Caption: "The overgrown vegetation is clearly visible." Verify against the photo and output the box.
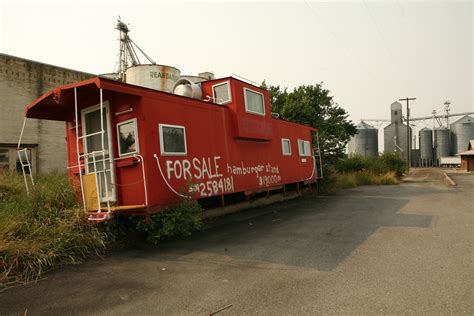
[328,171,399,191]
[0,170,203,285]
[322,153,407,191]
[335,153,407,177]
[0,153,402,284]
[135,199,203,244]
[0,170,107,285]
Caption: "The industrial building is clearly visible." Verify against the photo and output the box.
[347,121,378,157]
[417,115,474,167]
[451,115,474,154]
[457,140,474,171]
[383,101,411,160]
[0,53,93,173]
[349,99,474,168]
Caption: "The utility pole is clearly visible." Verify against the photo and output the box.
[399,97,416,172]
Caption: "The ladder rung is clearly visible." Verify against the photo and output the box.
[79,150,107,157]
[78,131,105,139]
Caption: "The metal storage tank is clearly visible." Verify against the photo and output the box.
[419,128,434,166]
[435,127,451,159]
[451,115,474,154]
[173,78,203,99]
[125,64,180,93]
[347,121,378,157]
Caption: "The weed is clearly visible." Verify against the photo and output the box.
[135,199,203,244]
[0,171,107,285]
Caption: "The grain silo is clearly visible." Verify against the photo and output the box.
[348,121,378,156]
[419,128,434,166]
[451,115,474,154]
[384,101,411,161]
[435,127,451,160]
[114,18,181,93]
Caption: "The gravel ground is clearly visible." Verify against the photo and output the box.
[1,170,472,315]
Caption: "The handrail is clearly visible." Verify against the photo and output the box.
[68,154,149,208]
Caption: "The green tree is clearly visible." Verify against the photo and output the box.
[263,81,356,165]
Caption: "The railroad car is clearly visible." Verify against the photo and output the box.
[21,75,320,220]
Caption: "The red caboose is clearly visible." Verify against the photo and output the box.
[22,75,321,220]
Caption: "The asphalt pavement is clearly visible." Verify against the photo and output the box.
[1,170,472,315]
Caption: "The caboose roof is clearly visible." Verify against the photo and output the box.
[24,76,316,132]
[25,76,169,121]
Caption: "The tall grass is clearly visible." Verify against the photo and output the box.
[335,152,406,177]
[330,170,398,190]
[0,170,107,285]
[323,153,405,191]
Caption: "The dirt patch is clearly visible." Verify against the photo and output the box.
[402,168,452,186]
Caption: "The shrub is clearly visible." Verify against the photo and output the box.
[354,171,374,185]
[379,152,407,177]
[335,153,406,177]
[336,174,357,188]
[335,155,369,173]
[135,199,203,244]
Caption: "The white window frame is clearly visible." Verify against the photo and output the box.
[212,81,232,104]
[159,123,188,156]
[116,118,139,157]
[80,101,116,202]
[281,138,292,156]
[298,139,311,157]
[81,101,114,167]
[243,87,265,116]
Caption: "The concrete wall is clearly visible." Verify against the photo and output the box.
[0,54,94,173]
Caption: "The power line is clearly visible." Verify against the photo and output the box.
[362,0,410,93]
[303,0,377,82]
[395,0,405,17]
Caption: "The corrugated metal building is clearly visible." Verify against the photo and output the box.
[384,101,412,160]
[0,54,94,173]
[347,121,378,157]
[451,115,474,155]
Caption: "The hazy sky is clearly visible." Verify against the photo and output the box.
[1,0,472,129]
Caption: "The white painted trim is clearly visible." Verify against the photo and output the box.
[297,139,311,157]
[281,138,292,156]
[159,123,188,156]
[243,87,265,116]
[81,101,116,202]
[212,81,232,104]
[116,118,139,157]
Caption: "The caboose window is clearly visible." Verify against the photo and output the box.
[159,124,187,155]
[117,119,139,157]
[298,139,311,157]
[244,88,265,116]
[212,81,232,104]
[281,139,292,156]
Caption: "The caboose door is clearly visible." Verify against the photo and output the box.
[81,102,116,202]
